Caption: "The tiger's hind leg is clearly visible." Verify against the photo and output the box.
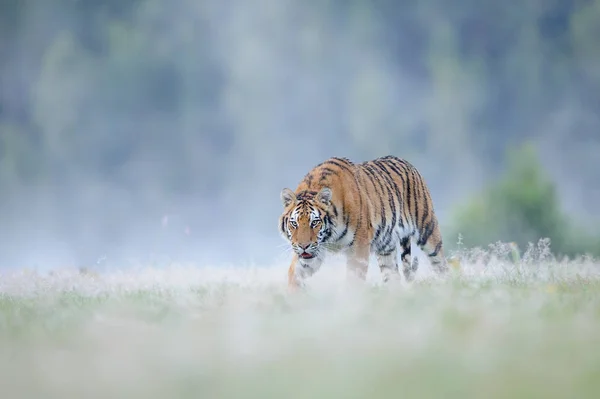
[400,236,419,282]
[376,248,400,283]
[418,221,448,276]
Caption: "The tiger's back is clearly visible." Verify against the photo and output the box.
[279,155,447,289]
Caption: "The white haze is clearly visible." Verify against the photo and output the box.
[0,243,599,398]
[0,0,598,271]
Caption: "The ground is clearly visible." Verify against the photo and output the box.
[0,240,599,398]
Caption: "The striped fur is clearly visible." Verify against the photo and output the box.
[278,156,448,290]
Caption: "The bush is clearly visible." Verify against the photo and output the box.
[447,142,600,258]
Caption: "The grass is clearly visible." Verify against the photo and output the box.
[0,240,599,398]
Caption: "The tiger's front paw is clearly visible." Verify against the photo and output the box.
[287,276,306,293]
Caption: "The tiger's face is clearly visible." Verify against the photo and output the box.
[279,187,332,261]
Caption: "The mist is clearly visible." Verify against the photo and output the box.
[1,0,599,271]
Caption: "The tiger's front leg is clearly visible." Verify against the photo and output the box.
[345,240,370,283]
[287,254,323,291]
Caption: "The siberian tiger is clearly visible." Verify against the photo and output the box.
[278,155,448,290]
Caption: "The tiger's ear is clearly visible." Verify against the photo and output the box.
[281,188,297,208]
[316,187,332,206]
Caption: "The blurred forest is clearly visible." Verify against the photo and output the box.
[1,0,599,269]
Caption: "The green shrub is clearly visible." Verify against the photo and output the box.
[446,142,599,258]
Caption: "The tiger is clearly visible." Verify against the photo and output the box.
[278,155,448,290]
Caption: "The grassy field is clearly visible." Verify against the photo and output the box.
[1,240,599,398]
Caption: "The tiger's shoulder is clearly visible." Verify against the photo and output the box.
[296,157,357,189]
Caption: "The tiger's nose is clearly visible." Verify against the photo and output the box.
[299,243,311,250]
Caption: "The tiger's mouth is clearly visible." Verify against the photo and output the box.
[299,252,315,259]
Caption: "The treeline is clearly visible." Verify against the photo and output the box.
[0,0,599,266]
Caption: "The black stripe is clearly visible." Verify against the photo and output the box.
[354,172,364,232]
[296,190,318,201]
[280,216,287,234]
[379,250,395,257]
[331,156,354,165]
[411,171,419,226]
[405,167,413,224]
[373,225,383,242]
[371,162,398,251]
[413,171,422,231]
[429,241,442,257]
[335,212,350,242]
[362,164,388,229]
[373,160,402,228]
[400,236,410,249]
[383,159,407,223]
[360,163,385,242]
[324,213,332,225]
[383,159,407,186]
[323,159,354,174]
[400,236,411,260]
[418,219,436,247]
[303,173,314,187]
[379,230,394,254]
[319,167,338,183]
[420,193,430,235]
[322,214,333,242]
[324,210,336,230]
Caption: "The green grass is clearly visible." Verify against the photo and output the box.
[0,244,599,398]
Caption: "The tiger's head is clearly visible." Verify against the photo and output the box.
[278,187,333,261]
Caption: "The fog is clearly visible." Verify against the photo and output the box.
[1,0,599,270]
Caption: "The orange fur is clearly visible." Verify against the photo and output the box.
[278,156,447,290]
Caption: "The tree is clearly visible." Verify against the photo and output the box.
[447,142,599,257]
